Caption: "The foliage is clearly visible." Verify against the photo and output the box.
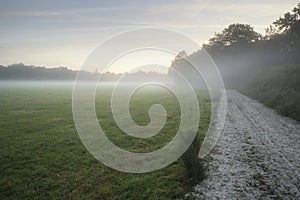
[181,90,210,182]
[0,63,167,82]
[267,3,300,34]
[190,3,300,121]
[201,3,300,63]
[203,23,262,51]
[181,133,206,182]
[242,64,300,121]
[265,3,300,53]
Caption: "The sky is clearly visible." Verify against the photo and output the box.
[0,0,299,73]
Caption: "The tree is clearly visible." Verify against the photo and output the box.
[170,50,187,67]
[266,3,300,53]
[266,3,300,38]
[267,4,300,34]
[174,50,187,62]
[203,23,262,50]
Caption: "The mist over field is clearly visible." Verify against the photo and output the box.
[1,1,300,199]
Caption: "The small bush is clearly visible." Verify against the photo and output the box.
[181,133,205,183]
[243,64,300,121]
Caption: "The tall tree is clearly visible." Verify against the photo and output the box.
[266,3,300,54]
[267,3,300,34]
[203,23,262,51]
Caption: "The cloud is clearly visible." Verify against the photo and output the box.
[0,6,123,17]
[1,0,299,69]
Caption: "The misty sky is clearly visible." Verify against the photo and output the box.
[0,0,298,72]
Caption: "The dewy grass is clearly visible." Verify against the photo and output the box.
[0,83,211,199]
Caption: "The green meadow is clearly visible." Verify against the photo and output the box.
[0,82,210,199]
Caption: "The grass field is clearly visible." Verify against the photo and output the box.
[0,82,210,199]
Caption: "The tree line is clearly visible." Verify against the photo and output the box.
[0,63,167,82]
[170,3,300,89]
[1,3,300,87]
[169,3,300,121]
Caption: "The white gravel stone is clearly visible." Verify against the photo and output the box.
[189,90,300,200]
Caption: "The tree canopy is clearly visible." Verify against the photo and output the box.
[203,23,262,50]
[267,3,300,34]
[265,3,300,52]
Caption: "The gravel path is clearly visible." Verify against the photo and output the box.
[191,90,300,200]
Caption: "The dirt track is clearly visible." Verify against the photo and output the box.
[191,91,300,200]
